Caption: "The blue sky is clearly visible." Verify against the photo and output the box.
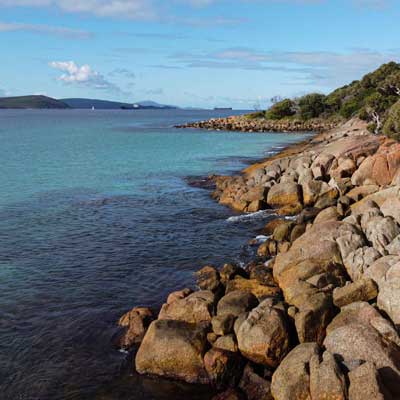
[1,0,400,108]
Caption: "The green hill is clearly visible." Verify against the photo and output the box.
[0,95,69,109]
[250,61,400,139]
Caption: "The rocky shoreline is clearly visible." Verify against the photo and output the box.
[115,117,400,399]
[175,115,338,133]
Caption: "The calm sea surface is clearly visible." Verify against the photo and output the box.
[0,109,310,400]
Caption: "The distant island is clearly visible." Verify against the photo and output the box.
[62,98,177,110]
[0,95,178,110]
[0,95,69,109]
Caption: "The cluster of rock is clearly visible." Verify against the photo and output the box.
[175,115,338,133]
[116,118,400,399]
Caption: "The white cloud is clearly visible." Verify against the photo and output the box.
[0,0,155,19]
[49,60,129,95]
[0,21,90,38]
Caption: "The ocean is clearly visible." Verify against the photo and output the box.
[0,109,310,399]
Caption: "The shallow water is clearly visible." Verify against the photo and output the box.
[0,109,310,399]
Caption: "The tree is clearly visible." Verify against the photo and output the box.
[380,71,400,96]
[298,93,326,120]
[383,100,400,140]
[364,93,397,134]
[265,98,296,120]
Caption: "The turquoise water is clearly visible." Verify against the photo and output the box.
[0,109,310,399]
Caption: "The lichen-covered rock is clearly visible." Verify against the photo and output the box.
[225,276,279,300]
[135,319,209,384]
[220,263,247,285]
[309,351,347,400]
[159,290,216,324]
[212,314,235,336]
[333,278,378,308]
[236,299,289,367]
[271,343,320,400]
[166,288,192,304]
[267,182,303,208]
[217,290,258,317]
[196,265,221,292]
[214,334,238,353]
[116,306,154,349]
[314,206,340,224]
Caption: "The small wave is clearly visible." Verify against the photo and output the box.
[255,235,270,243]
[227,210,271,223]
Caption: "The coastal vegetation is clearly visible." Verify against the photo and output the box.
[249,62,400,139]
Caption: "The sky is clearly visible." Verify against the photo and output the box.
[1,0,400,108]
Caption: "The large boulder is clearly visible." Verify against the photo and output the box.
[217,290,258,317]
[324,302,400,397]
[267,182,303,208]
[236,299,290,367]
[135,319,209,384]
[271,343,320,400]
[159,290,216,324]
[273,221,365,343]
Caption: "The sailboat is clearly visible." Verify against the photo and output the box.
[91,106,95,110]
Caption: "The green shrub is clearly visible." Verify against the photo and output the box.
[383,100,400,140]
[298,93,326,120]
[265,99,296,120]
